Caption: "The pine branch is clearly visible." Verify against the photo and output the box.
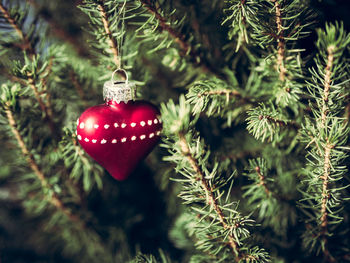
[0,2,34,55]
[197,88,256,106]
[178,133,242,260]
[258,113,299,129]
[26,72,56,136]
[300,23,350,260]
[1,4,57,136]
[223,0,262,51]
[70,71,88,107]
[320,141,333,259]
[269,0,286,82]
[4,103,80,224]
[161,97,269,262]
[255,166,270,196]
[319,45,335,262]
[321,46,334,126]
[140,0,221,77]
[247,103,299,142]
[97,2,121,69]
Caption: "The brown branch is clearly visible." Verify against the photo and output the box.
[41,58,54,120]
[0,3,35,55]
[319,45,336,262]
[0,3,58,135]
[27,73,57,136]
[258,114,300,129]
[4,104,79,224]
[320,142,335,263]
[321,46,335,126]
[198,89,257,106]
[97,3,121,69]
[178,134,242,261]
[199,89,241,98]
[255,166,271,196]
[270,0,286,82]
[140,0,223,78]
[70,72,88,107]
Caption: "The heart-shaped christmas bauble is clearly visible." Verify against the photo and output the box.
[77,100,162,180]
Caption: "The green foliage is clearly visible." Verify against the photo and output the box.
[222,0,261,51]
[299,22,350,257]
[60,126,104,192]
[1,0,350,262]
[246,103,295,143]
[161,96,269,262]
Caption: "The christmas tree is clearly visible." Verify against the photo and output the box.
[0,0,349,262]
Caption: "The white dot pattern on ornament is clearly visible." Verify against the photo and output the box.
[77,119,162,144]
[78,119,161,130]
[78,131,161,145]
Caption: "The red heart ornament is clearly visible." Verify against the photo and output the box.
[76,100,162,180]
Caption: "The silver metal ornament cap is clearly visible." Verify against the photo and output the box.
[103,69,136,104]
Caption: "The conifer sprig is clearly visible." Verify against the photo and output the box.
[0,1,58,135]
[161,96,270,262]
[246,103,299,142]
[222,0,261,51]
[139,0,221,77]
[79,0,127,70]
[0,1,35,55]
[1,84,80,224]
[300,22,350,261]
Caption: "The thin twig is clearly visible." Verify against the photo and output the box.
[198,89,256,105]
[0,3,35,55]
[258,114,300,129]
[4,104,80,224]
[41,58,54,120]
[97,3,121,69]
[70,72,88,107]
[321,46,334,126]
[320,142,335,263]
[179,134,242,261]
[1,3,57,135]
[27,73,57,135]
[140,0,222,78]
[255,166,270,195]
[319,45,336,263]
[269,0,286,82]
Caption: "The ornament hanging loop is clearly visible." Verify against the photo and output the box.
[104,69,135,104]
[112,68,128,84]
